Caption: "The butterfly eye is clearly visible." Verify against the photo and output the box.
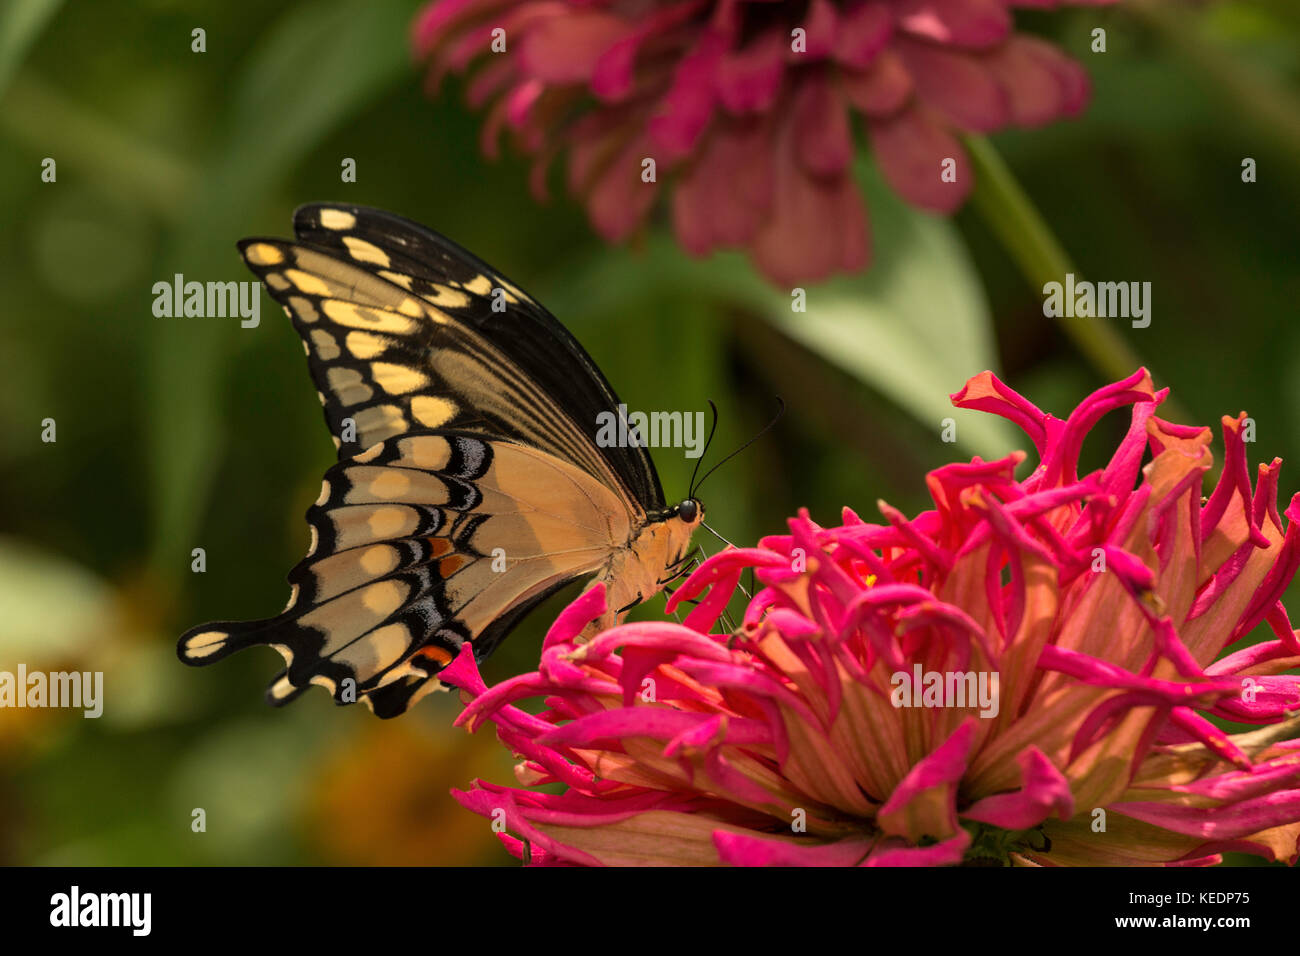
[678,498,700,523]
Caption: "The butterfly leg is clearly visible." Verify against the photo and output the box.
[615,592,644,616]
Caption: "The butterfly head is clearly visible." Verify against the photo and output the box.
[675,497,705,525]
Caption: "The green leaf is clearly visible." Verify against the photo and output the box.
[762,163,1014,458]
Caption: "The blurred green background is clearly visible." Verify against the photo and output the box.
[0,0,1297,865]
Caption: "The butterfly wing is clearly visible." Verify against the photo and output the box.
[179,206,687,716]
[179,432,633,717]
[240,202,665,512]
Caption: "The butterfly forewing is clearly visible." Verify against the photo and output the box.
[291,204,665,510]
[238,239,613,493]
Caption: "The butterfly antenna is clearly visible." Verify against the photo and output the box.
[691,397,785,498]
[688,400,720,499]
[701,520,735,549]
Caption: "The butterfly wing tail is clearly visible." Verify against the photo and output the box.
[178,611,445,714]
[177,618,279,667]
[178,616,314,707]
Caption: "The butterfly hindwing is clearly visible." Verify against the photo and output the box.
[178,432,633,716]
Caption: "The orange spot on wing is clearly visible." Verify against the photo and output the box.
[438,555,467,577]
[428,537,453,558]
[413,645,453,666]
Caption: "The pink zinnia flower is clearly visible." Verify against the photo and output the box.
[412,0,1112,285]
[445,369,1300,866]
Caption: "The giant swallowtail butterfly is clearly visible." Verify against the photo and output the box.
[177,204,704,718]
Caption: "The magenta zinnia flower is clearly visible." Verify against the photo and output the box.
[413,0,1111,284]
[445,369,1300,866]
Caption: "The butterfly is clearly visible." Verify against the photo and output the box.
[177,203,706,718]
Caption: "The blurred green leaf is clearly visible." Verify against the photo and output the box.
[0,74,195,216]
[765,162,1015,458]
[0,0,62,94]
[211,0,419,211]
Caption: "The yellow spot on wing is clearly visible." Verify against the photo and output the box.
[245,243,285,266]
[411,395,457,427]
[322,299,417,334]
[327,366,373,405]
[265,273,290,291]
[345,330,387,359]
[369,470,412,499]
[398,435,451,471]
[319,208,357,230]
[362,580,405,616]
[183,630,229,658]
[288,295,320,323]
[309,674,338,694]
[379,270,414,290]
[360,545,399,576]
[426,285,471,309]
[353,404,407,437]
[310,329,340,360]
[462,274,492,295]
[285,269,333,296]
[368,506,409,539]
[372,362,429,395]
[343,236,391,268]
[368,622,412,663]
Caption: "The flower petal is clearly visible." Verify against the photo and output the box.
[869,105,973,212]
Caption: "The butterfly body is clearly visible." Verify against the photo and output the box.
[178,204,702,717]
